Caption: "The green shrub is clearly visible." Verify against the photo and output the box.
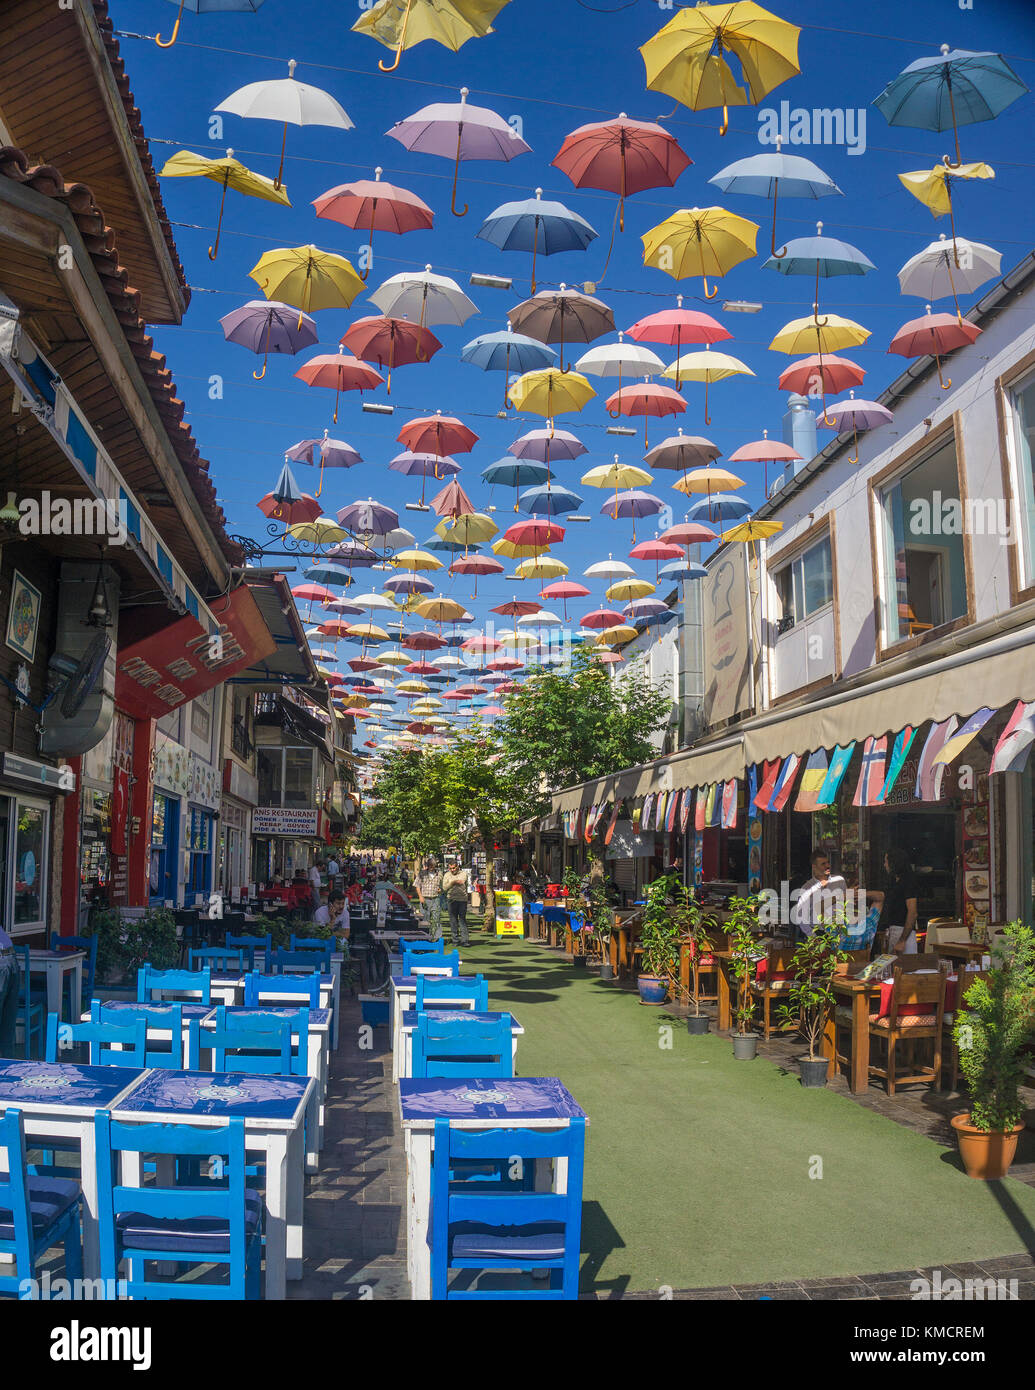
[954,920,1035,1131]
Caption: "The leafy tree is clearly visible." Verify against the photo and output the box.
[355,748,453,856]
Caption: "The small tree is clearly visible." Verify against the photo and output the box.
[672,884,716,1018]
[776,924,849,1061]
[724,895,764,1037]
[954,920,1035,1132]
[639,876,683,1001]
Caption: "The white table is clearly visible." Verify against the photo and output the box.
[29,949,86,1023]
[398,1010,523,1081]
[390,977,474,1083]
[398,1077,587,1300]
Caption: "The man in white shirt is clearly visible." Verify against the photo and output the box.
[309,859,323,909]
[326,854,340,878]
[791,851,848,937]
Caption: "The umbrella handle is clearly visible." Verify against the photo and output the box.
[275,123,288,191]
[378,0,414,71]
[702,275,718,300]
[936,354,951,391]
[253,358,268,381]
[208,172,230,261]
[848,423,859,466]
[769,181,782,256]
[530,217,540,295]
[155,0,185,47]
[450,129,468,218]
[360,201,378,283]
[704,376,711,428]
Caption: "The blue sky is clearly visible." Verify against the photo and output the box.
[111,0,1033,692]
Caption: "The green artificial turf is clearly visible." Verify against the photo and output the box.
[459,933,1035,1294]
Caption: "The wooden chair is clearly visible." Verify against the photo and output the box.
[751,947,799,1041]
[945,964,988,1091]
[867,963,947,1095]
[685,929,724,1009]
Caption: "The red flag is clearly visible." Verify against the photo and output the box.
[604,802,622,845]
[753,760,781,812]
[111,768,129,856]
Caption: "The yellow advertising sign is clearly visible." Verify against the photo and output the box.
[495,889,525,937]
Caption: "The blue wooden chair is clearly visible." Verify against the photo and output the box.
[188,946,245,974]
[137,966,211,1007]
[95,1111,261,1301]
[429,1117,586,1301]
[44,1014,147,1068]
[213,1008,309,1077]
[403,949,459,978]
[289,935,333,964]
[90,1003,200,1071]
[403,939,445,957]
[412,1014,513,1080]
[49,933,99,1013]
[269,949,325,976]
[416,974,488,1012]
[225,934,271,971]
[243,972,321,1009]
[0,1108,83,1298]
[209,1013,293,1075]
[14,945,44,1058]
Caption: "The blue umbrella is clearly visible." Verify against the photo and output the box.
[423,533,472,554]
[762,222,874,313]
[641,609,679,629]
[659,559,707,581]
[708,148,842,256]
[686,493,751,526]
[519,484,583,518]
[461,329,556,410]
[157,0,266,49]
[873,46,1028,167]
[476,188,598,293]
[482,458,551,512]
[303,562,352,586]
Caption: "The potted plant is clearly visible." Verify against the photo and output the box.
[580,856,616,980]
[952,920,1035,1180]
[87,906,179,986]
[724,895,764,1058]
[637,875,681,1004]
[562,867,586,963]
[671,883,715,1034]
[776,923,848,1086]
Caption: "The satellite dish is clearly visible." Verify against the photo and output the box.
[60,630,111,718]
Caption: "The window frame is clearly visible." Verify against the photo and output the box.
[765,515,841,705]
[7,795,50,937]
[995,348,1035,607]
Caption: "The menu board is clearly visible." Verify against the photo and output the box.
[495,889,525,938]
[961,786,991,939]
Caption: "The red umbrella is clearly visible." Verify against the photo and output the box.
[348,656,382,672]
[486,657,523,672]
[504,519,565,548]
[461,635,501,654]
[406,722,437,735]
[340,316,441,394]
[257,491,321,526]
[312,168,434,282]
[778,354,865,397]
[452,554,504,598]
[626,298,732,387]
[398,412,479,456]
[630,537,683,580]
[317,620,353,637]
[430,479,476,519]
[581,608,625,629]
[552,114,691,233]
[539,578,589,620]
[404,661,439,676]
[294,346,384,423]
[889,307,981,390]
[401,630,446,651]
[605,382,686,448]
[660,522,716,546]
[729,431,803,491]
[454,683,488,697]
[491,599,541,616]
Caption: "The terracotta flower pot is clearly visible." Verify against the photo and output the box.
[951,1113,1025,1180]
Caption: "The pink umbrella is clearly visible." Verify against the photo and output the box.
[581,608,625,629]
[605,382,686,448]
[539,579,589,620]
[294,346,384,422]
[403,660,439,676]
[595,650,625,664]
[462,635,501,654]
[451,554,504,598]
[626,297,732,386]
[729,431,803,491]
[630,537,683,580]
[889,306,981,390]
[312,167,433,282]
[660,521,717,547]
[486,657,523,671]
[552,114,691,233]
[778,354,865,398]
[340,316,441,393]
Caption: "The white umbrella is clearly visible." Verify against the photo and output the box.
[584,557,636,580]
[369,264,479,328]
[574,332,666,387]
[349,591,398,612]
[433,654,464,668]
[216,59,354,189]
[897,233,1001,321]
[517,610,562,625]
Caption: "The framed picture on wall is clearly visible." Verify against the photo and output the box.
[6,569,42,663]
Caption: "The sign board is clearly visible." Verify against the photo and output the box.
[495,889,525,937]
[605,821,657,859]
[702,548,752,725]
[252,807,319,837]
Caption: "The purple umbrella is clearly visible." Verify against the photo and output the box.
[337,498,400,538]
[219,299,318,379]
[389,450,462,505]
[384,572,435,596]
[324,598,363,615]
[599,489,665,541]
[819,390,894,463]
[386,87,531,217]
[286,429,362,496]
[325,539,379,569]
[508,427,587,464]
[624,598,669,620]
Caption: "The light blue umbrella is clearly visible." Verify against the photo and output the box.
[303,562,352,586]
[762,221,874,313]
[708,148,842,256]
[482,458,551,512]
[873,46,1028,167]
[461,329,556,410]
[423,533,472,554]
[476,188,597,293]
[641,609,679,629]
[659,559,707,581]
[685,493,751,526]
[157,0,266,49]
[519,484,583,518]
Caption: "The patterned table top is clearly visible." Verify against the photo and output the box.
[399,1076,585,1124]
[113,1068,310,1123]
[400,1010,520,1033]
[0,1060,144,1109]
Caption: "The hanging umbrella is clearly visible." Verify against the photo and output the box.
[873,45,1028,168]
[630,540,683,579]
[450,554,505,598]
[347,591,398,614]
[429,479,476,520]
[721,518,783,563]
[898,162,995,260]
[518,484,583,519]
[645,430,722,484]
[624,598,669,621]
[492,599,541,617]
[599,489,665,540]
[478,190,597,294]
[401,631,448,652]
[390,451,461,506]
[291,583,335,604]
[538,580,588,619]
[160,148,290,260]
[626,297,731,388]
[674,465,745,497]
[461,329,556,410]
[818,390,894,464]
[515,555,568,580]
[769,313,870,418]
[340,316,441,394]
[294,347,384,423]
[323,598,362,615]
[642,206,758,299]
[762,221,875,315]
[435,513,498,549]
[388,87,530,217]
[389,547,443,571]
[482,458,551,512]
[660,521,717,546]
[508,427,587,464]
[660,559,707,580]
[607,578,655,602]
[640,1,801,136]
[399,412,479,456]
[897,234,1001,324]
[353,0,512,73]
[383,571,435,596]
[218,300,317,379]
[582,458,653,493]
[257,462,320,526]
[326,539,379,569]
[597,624,638,648]
[462,635,502,655]
[370,264,478,327]
[552,113,691,233]
[337,499,400,537]
[889,305,981,390]
[313,168,433,282]
[778,355,864,399]
[709,143,842,255]
[575,334,666,394]
[508,369,595,418]
[507,286,615,371]
[493,536,547,560]
[517,610,562,628]
[249,245,363,331]
[685,493,752,526]
[288,517,347,547]
[155,0,266,50]
[595,650,625,665]
[415,598,467,624]
[286,431,362,498]
[216,60,353,189]
[584,557,636,581]
[728,432,801,491]
[604,382,686,448]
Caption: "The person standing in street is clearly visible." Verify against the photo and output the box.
[441,856,470,947]
[416,856,444,941]
[309,858,323,910]
[0,925,18,1058]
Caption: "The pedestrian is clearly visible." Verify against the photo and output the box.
[309,858,323,910]
[870,847,920,954]
[0,924,18,1058]
[441,855,470,947]
[326,852,340,879]
[416,856,444,941]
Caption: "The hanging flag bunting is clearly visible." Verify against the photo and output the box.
[679,785,694,833]
[604,801,623,845]
[876,725,917,803]
[721,778,739,829]
[694,786,707,831]
[753,760,782,812]
[704,782,717,824]
[654,789,669,831]
[915,716,959,801]
[815,743,856,808]
[932,707,997,767]
[583,805,596,843]
[640,792,655,833]
[853,736,888,807]
[793,750,829,813]
[666,787,680,833]
[770,754,801,812]
[709,784,723,827]
[575,808,585,842]
[991,701,1035,775]
[748,764,758,809]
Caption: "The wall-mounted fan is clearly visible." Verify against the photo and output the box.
[60,630,112,718]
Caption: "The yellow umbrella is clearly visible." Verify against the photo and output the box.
[674,465,745,495]
[598,623,638,647]
[663,347,754,425]
[769,312,870,356]
[493,537,549,560]
[389,548,443,571]
[249,245,363,330]
[286,516,347,546]
[338,692,372,709]
[377,650,411,667]
[435,514,498,548]
[581,460,653,491]
[160,149,291,261]
[346,622,389,641]
[390,592,426,613]
[396,679,431,694]
[642,207,758,298]
[507,369,596,418]
[722,519,783,542]
[640,1,801,136]
[606,578,655,601]
[898,163,994,270]
[515,555,568,580]
[353,0,510,73]
[415,597,467,623]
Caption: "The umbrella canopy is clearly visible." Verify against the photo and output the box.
[326,539,379,568]
[462,635,502,655]
[552,113,691,231]
[584,557,635,580]
[505,519,565,548]
[349,591,399,612]
[762,221,874,314]
[662,347,753,425]
[660,521,717,546]
[383,571,435,595]
[581,459,653,491]
[291,583,335,604]
[898,162,994,222]
[286,430,362,497]
[630,539,683,562]
[493,536,545,560]
[337,499,400,536]
[660,559,707,580]
[507,287,616,371]
[389,547,443,570]
[685,493,752,525]
[389,451,460,505]
[294,347,384,423]
[575,334,666,391]
[429,479,476,519]
[604,382,686,448]
[312,167,433,282]
[897,234,1001,322]
[674,466,745,496]
[401,631,447,652]
[388,87,530,215]
[642,206,758,298]
[435,513,498,549]
[399,412,479,456]
[155,0,267,49]
[219,300,317,378]
[370,264,478,327]
[216,59,353,182]
[769,312,870,357]
[340,315,441,393]
[722,519,783,545]
[249,244,363,327]
[288,517,347,546]
[482,458,551,491]
[818,390,894,463]
[597,623,638,647]
[709,146,842,254]
[478,189,598,293]
[607,578,655,601]
[540,580,589,616]
[581,608,626,630]
[778,355,864,397]
[599,489,665,540]
[508,427,587,463]
[352,0,511,72]
[346,622,390,642]
[518,484,583,518]
[728,434,800,464]
[640,1,802,135]
[160,146,290,258]
[626,297,732,388]
[517,609,562,626]
[415,598,467,623]
[645,429,722,475]
[889,306,981,389]
[515,555,568,580]
[491,599,541,616]
[257,461,320,526]
[451,554,505,597]
[624,598,669,620]
[461,329,555,408]
[508,368,596,418]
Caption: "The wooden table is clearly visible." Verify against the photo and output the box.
[932,941,991,966]
[824,976,883,1093]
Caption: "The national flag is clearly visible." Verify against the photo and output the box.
[876,726,916,803]
[915,717,958,801]
[639,792,654,833]
[932,707,997,766]
[793,750,829,813]
[654,790,668,831]
[748,764,759,812]
[816,743,855,807]
[709,783,723,826]
[753,760,782,812]
[679,786,694,833]
[604,802,622,845]
[991,700,1035,775]
[704,783,717,824]
[666,788,680,833]
[721,779,739,829]
[770,754,801,812]
[694,787,707,831]
[852,736,888,806]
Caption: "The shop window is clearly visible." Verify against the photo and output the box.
[284,748,314,808]
[878,435,968,647]
[257,748,282,806]
[1005,369,1035,591]
[773,535,833,633]
[187,807,214,897]
[11,800,48,930]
